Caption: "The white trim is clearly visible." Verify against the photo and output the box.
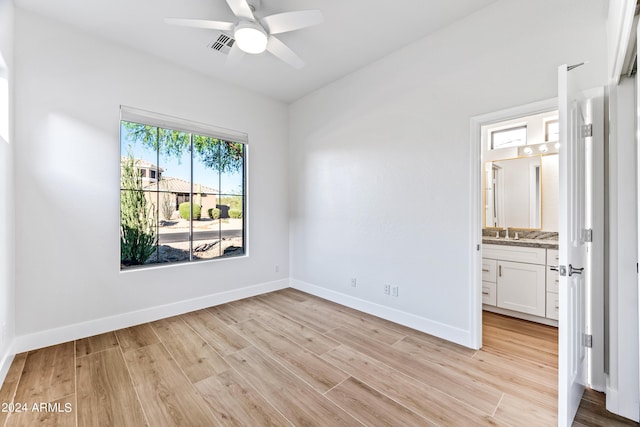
[14,279,288,353]
[291,279,472,347]
[605,385,639,422]
[608,0,637,85]
[469,97,558,350]
[120,105,248,143]
[469,115,483,349]
[0,340,15,388]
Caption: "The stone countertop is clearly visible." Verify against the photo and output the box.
[482,237,559,250]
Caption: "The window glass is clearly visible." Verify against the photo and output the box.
[545,119,559,142]
[120,119,246,270]
[491,126,527,150]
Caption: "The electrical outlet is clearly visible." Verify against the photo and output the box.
[392,286,399,297]
[384,284,391,295]
[350,278,357,287]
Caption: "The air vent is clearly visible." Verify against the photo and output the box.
[207,33,235,55]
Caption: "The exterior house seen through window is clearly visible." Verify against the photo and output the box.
[120,108,246,270]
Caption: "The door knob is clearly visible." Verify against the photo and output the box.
[568,264,584,276]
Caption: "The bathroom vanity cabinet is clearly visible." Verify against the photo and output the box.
[483,243,558,324]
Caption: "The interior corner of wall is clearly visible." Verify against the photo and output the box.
[0,339,16,387]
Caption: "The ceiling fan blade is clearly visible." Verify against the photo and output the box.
[262,10,323,35]
[225,43,246,67]
[225,0,255,21]
[266,36,304,69]
[164,18,234,31]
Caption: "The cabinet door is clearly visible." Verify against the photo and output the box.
[497,261,546,317]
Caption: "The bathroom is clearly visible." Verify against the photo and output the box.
[480,110,560,328]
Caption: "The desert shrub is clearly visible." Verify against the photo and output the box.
[218,196,242,211]
[229,209,242,219]
[120,154,156,266]
[179,202,201,220]
[161,193,174,221]
[207,207,221,219]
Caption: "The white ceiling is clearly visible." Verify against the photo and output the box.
[15,0,497,103]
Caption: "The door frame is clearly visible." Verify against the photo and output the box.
[469,92,605,386]
[469,97,558,350]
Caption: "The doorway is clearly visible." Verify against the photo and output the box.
[469,92,606,398]
[470,97,559,350]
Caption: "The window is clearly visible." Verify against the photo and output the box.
[120,107,246,270]
[490,125,527,150]
[545,119,559,142]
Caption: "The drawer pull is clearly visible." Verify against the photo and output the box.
[482,269,490,273]
[549,265,559,271]
[498,265,502,277]
[482,291,490,296]
[554,305,559,310]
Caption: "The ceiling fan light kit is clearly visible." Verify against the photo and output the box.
[234,21,268,54]
[165,0,323,68]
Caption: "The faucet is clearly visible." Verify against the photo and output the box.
[503,227,510,239]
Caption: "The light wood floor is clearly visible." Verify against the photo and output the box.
[0,289,637,426]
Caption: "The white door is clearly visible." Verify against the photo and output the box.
[557,63,589,426]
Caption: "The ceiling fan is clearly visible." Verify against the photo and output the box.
[165,0,323,69]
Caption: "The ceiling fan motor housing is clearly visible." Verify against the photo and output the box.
[246,0,261,13]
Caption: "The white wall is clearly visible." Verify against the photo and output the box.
[289,0,608,346]
[607,76,640,421]
[13,9,290,350]
[0,0,15,384]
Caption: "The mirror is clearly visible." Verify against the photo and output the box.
[485,157,541,229]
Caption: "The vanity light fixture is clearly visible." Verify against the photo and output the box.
[554,142,560,150]
[523,147,533,155]
[539,144,549,153]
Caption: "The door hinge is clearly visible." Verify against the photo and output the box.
[583,228,593,242]
[583,334,593,348]
[581,124,593,138]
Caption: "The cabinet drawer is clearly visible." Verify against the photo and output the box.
[547,268,560,293]
[484,244,546,265]
[546,292,559,320]
[482,281,497,306]
[482,258,497,283]
[546,249,559,266]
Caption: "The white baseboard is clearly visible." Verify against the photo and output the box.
[606,385,640,422]
[15,279,289,353]
[291,279,472,348]
[0,340,15,389]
